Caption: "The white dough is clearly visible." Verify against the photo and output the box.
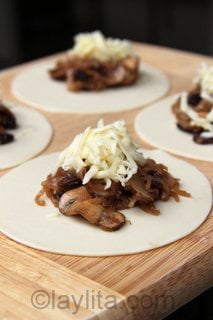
[0,102,52,169]
[135,94,213,162]
[0,150,211,256]
[12,62,169,114]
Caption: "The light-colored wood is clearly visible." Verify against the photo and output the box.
[0,43,212,320]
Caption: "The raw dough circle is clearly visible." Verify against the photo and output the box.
[135,94,213,162]
[0,150,211,256]
[0,102,52,169]
[12,62,169,114]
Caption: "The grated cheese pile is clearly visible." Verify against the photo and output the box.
[57,120,145,189]
[194,63,213,103]
[68,31,133,62]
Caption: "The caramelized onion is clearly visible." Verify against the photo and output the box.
[35,189,46,206]
[35,159,190,217]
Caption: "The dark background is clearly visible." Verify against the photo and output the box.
[0,0,213,69]
[0,0,212,319]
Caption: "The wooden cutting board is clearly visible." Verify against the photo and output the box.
[0,43,212,320]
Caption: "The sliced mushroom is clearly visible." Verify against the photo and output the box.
[193,133,213,144]
[58,186,91,215]
[0,104,17,129]
[59,186,126,231]
[0,126,14,145]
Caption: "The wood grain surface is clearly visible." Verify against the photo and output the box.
[0,43,212,320]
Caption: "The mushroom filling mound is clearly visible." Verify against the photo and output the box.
[35,120,190,231]
[0,102,17,145]
[35,161,190,231]
[49,31,139,91]
[172,64,213,144]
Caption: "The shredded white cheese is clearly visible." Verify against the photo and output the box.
[200,131,213,139]
[179,92,213,132]
[57,120,146,189]
[67,31,134,62]
[194,63,213,103]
